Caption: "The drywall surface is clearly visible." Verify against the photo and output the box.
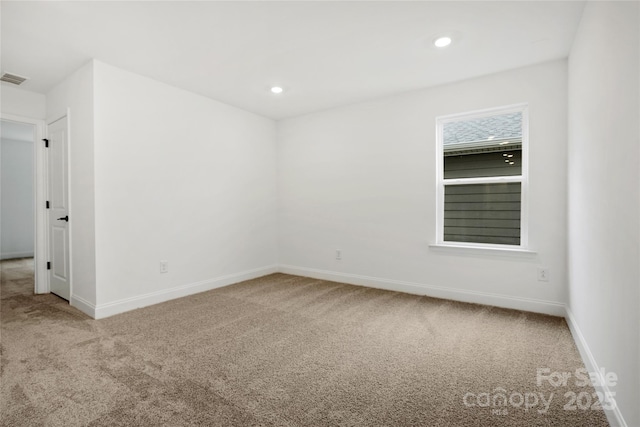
[46,61,97,306]
[1,137,34,259]
[1,85,46,119]
[568,2,639,425]
[278,60,568,313]
[92,61,278,310]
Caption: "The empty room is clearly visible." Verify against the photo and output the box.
[1,1,638,426]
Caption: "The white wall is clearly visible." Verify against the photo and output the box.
[92,61,278,315]
[1,85,46,120]
[567,2,639,426]
[46,61,97,307]
[278,60,568,315]
[1,137,35,259]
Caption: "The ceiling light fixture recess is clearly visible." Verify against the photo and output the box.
[270,86,283,94]
[433,36,452,48]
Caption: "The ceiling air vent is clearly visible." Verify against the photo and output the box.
[0,72,28,85]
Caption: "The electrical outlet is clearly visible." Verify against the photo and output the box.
[160,260,169,274]
[537,268,549,282]
[335,249,342,260]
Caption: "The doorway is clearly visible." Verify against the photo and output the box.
[0,115,47,296]
[0,119,36,295]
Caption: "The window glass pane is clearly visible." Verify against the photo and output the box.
[443,112,522,178]
[444,182,521,245]
[444,147,521,178]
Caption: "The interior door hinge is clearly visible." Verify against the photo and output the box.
[46,201,50,209]
[43,138,49,147]
[47,262,51,270]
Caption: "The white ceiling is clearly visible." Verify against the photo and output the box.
[1,1,585,120]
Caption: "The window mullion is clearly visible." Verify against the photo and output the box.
[443,176,523,186]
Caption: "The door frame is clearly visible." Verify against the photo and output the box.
[1,113,47,293]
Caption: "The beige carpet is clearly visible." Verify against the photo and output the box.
[1,258,609,426]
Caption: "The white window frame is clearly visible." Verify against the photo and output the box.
[435,103,529,250]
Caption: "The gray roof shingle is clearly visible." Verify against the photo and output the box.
[443,112,522,145]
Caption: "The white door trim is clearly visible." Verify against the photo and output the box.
[0,113,47,293]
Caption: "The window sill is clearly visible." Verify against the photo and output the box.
[429,243,537,258]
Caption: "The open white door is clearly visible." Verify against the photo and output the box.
[47,117,70,300]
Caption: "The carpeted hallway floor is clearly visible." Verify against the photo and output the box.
[1,258,609,426]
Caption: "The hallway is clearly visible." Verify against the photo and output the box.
[1,257,35,298]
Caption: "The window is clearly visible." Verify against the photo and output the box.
[436,104,528,248]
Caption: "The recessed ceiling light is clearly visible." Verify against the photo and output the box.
[270,86,283,94]
[434,36,452,48]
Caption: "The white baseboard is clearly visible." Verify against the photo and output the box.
[279,265,566,316]
[70,295,96,318]
[564,306,627,427]
[1,251,34,260]
[68,264,563,318]
[92,265,278,319]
